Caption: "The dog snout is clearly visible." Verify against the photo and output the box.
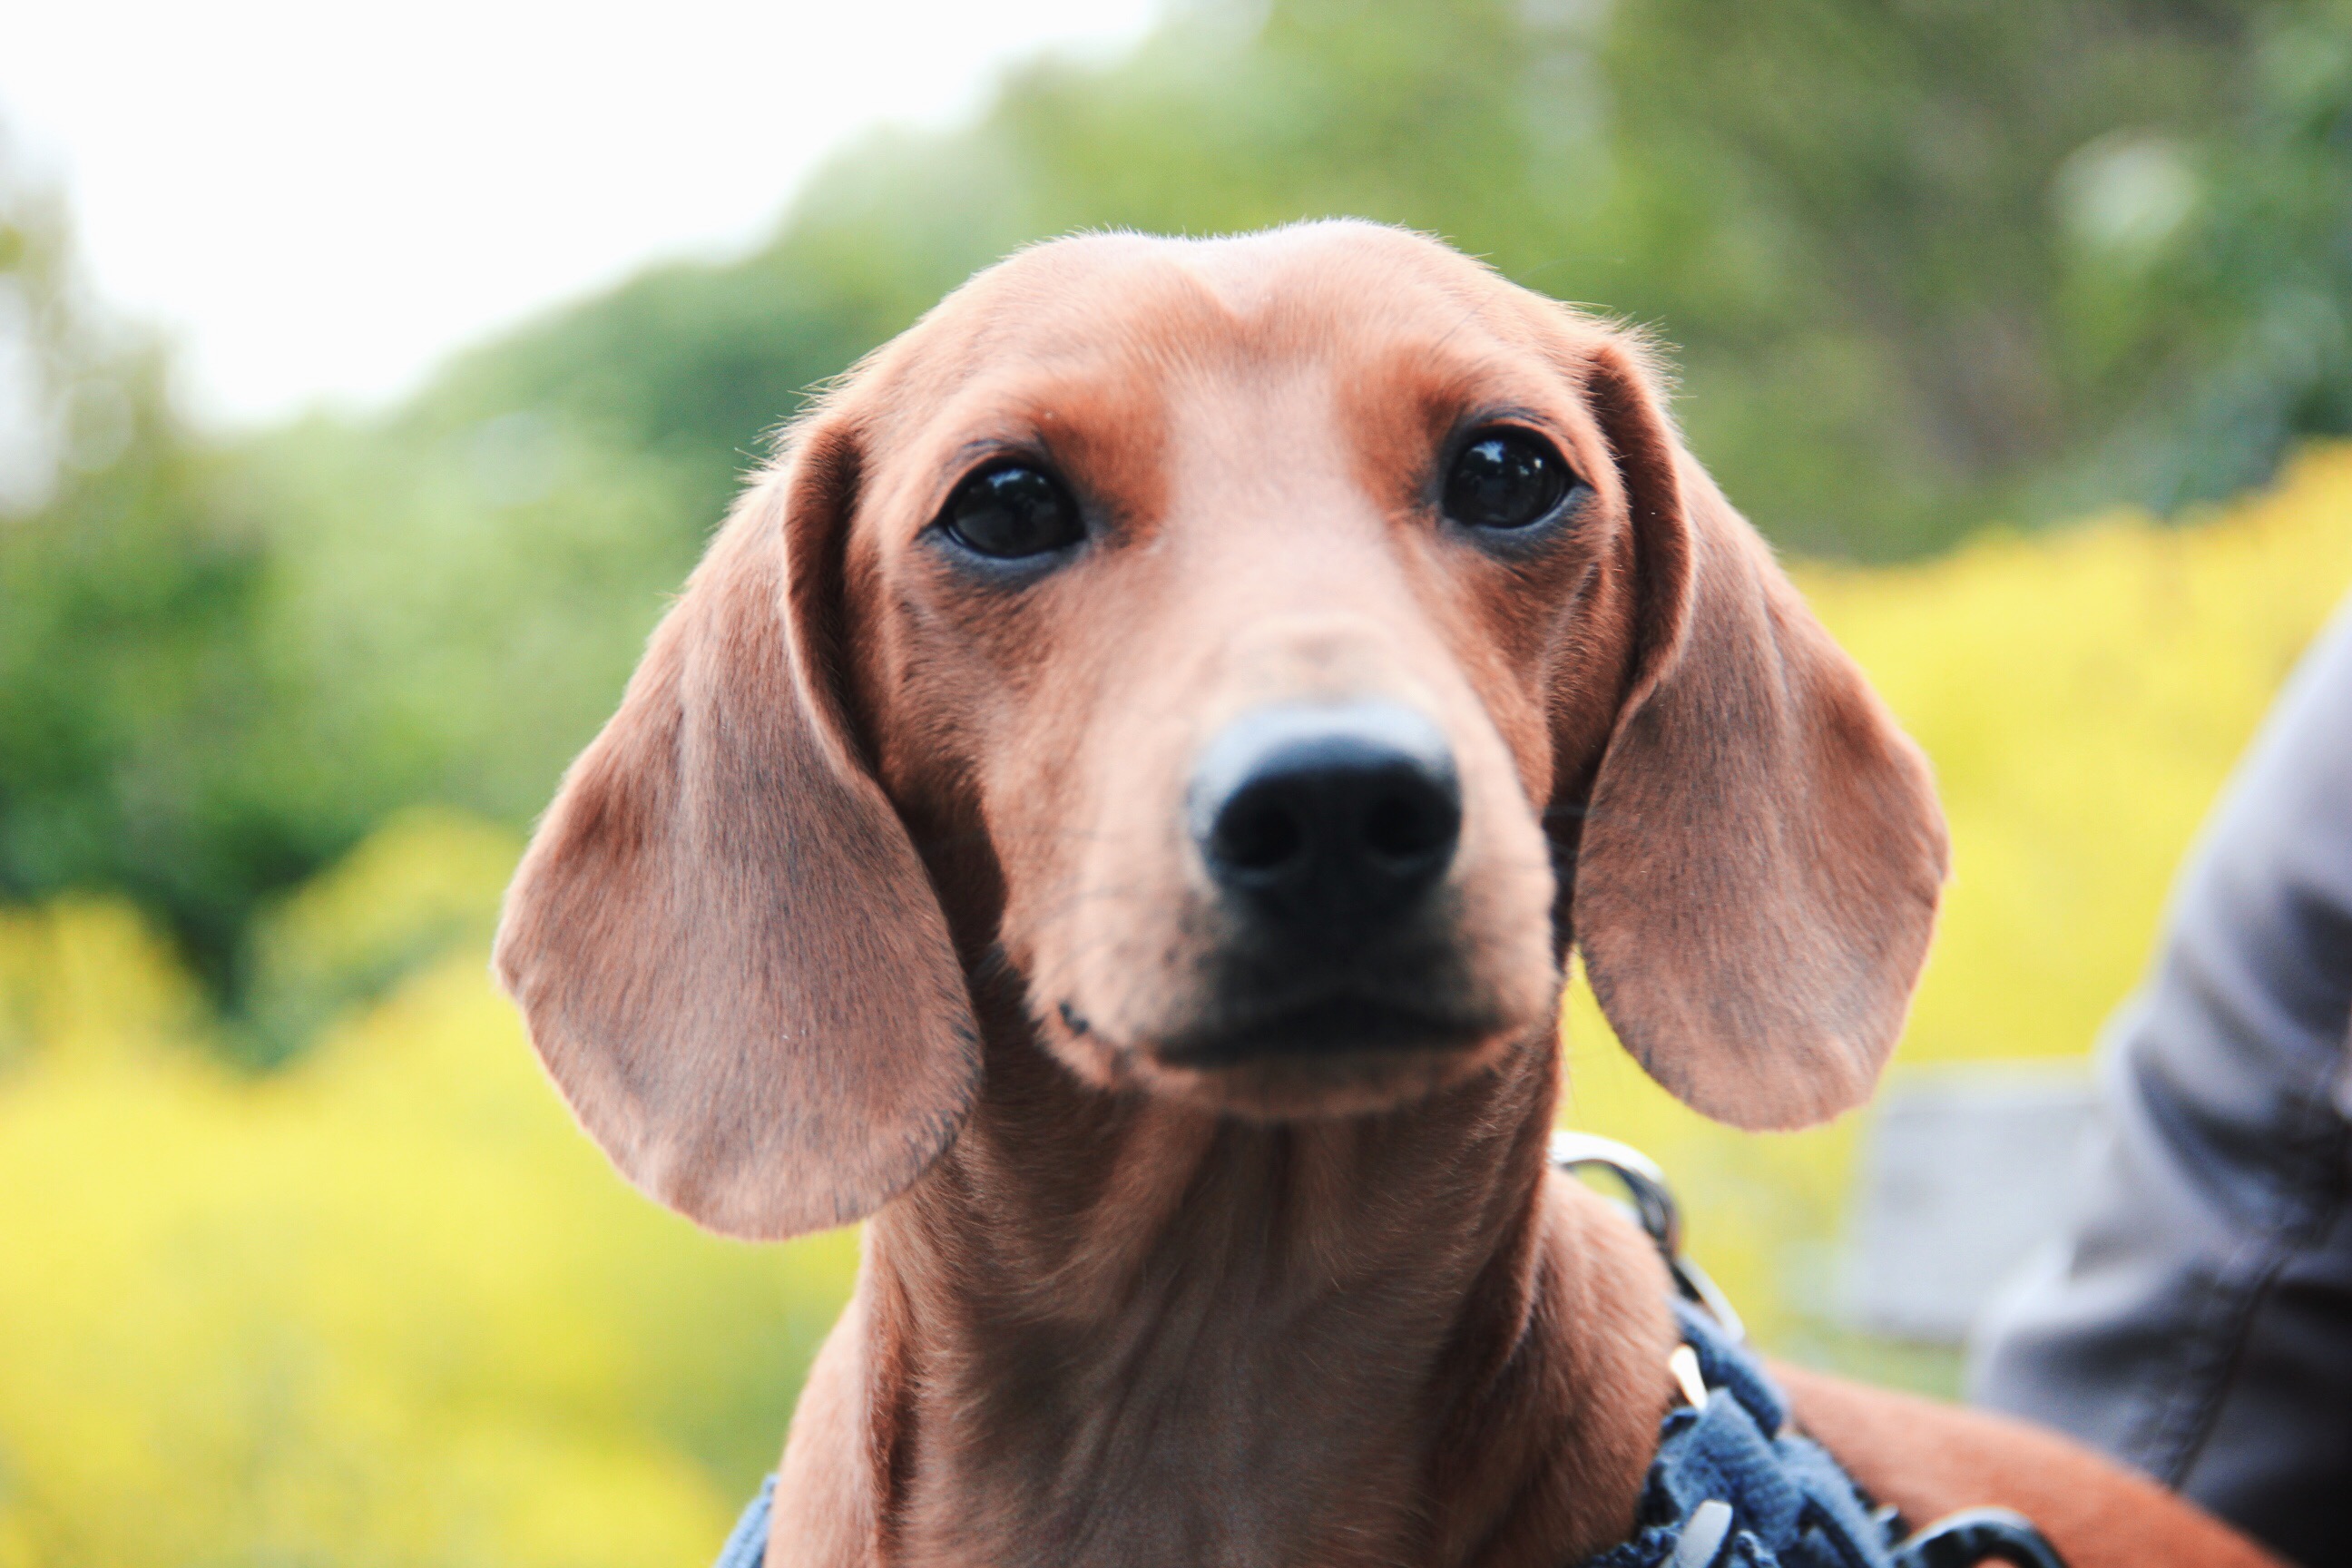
[1189,701,1462,939]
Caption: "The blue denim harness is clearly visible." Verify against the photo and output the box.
[1588,1300,1894,1568]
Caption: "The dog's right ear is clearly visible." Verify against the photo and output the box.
[494,417,979,1241]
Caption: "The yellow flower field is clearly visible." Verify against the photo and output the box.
[0,837,859,1568]
[4,451,2349,1565]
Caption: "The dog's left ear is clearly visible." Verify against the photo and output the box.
[1570,339,1950,1130]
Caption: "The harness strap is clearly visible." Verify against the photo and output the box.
[713,1475,772,1568]
[1576,1302,1894,1568]
[1550,1133,2071,1568]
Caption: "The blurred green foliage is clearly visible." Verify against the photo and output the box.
[6,0,2352,1020]
[0,166,285,1004]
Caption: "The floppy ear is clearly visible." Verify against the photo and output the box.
[1570,342,1950,1130]
[494,418,979,1240]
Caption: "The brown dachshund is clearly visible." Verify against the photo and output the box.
[495,222,2278,1568]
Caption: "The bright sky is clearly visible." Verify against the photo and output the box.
[2,0,1163,426]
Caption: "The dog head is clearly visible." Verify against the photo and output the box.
[495,222,1949,1240]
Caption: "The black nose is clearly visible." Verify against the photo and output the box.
[1190,701,1462,937]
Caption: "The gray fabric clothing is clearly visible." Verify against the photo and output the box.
[1969,592,2352,1568]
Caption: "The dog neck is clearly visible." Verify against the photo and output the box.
[789,992,1679,1568]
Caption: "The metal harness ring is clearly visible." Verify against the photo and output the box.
[1547,1129,1748,1342]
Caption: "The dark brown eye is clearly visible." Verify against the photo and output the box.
[939,464,1083,559]
[1444,430,1573,531]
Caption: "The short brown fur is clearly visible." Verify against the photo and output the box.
[495,222,2277,1567]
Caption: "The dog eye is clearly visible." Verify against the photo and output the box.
[939,464,1083,559]
[1444,431,1573,532]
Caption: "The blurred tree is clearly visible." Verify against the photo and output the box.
[421,0,2285,558]
[2092,1,2352,509]
[0,136,719,1037]
[0,143,343,1010]
[1595,0,2262,551]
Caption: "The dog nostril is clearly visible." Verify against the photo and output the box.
[1212,790,1308,875]
[1363,783,1459,864]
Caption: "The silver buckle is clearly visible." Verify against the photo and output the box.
[1547,1130,1747,1342]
